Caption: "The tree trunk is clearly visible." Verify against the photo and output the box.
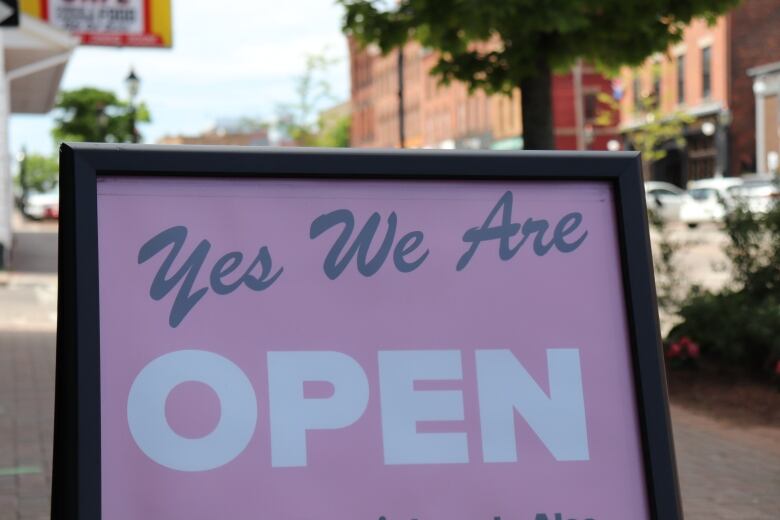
[520,62,555,150]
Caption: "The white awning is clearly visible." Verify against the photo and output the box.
[3,14,79,114]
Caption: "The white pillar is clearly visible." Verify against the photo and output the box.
[0,29,11,269]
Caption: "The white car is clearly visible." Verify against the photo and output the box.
[644,181,685,220]
[24,187,59,220]
[733,177,779,214]
[679,177,743,228]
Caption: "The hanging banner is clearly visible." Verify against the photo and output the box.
[54,144,682,520]
[21,0,172,47]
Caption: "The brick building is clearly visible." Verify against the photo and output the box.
[620,0,780,185]
[733,0,780,176]
[749,61,780,175]
[349,39,619,151]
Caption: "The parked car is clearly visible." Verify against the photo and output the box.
[732,176,779,214]
[644,181,685,220]
[24,187,59,220]
[679,177,743,228]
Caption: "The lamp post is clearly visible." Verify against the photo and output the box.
[125,68,141,143]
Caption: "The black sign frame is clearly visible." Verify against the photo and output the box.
[54,142,682,519]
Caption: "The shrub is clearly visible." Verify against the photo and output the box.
[668,197,780,378]
[670,290,780,374]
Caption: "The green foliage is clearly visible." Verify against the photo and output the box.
[16,153,58,193]
[277,53,338,146]
[723,204,780,299]
[52,87,151,144]
[648,209,687,316]
[315,115,351,148]
[341,0,737,87]
[340,0,737,147]
[672,290,780,374]
[597,90,694,162]
[670,201,780,376]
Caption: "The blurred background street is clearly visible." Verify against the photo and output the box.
[1,0,780,518]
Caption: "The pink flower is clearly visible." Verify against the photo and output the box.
[686,342,700,359]
[666,342,682,358]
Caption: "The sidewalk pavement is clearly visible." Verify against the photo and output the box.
[0,326,778,519]
[671,404,780,519]
[0,331,54,520]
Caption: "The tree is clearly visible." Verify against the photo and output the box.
[16,152,58,194]
[596,90,693,164]
[340,0,738,150]
[52,87,150,143]
[315,114,351,148]
[276,53,339,146]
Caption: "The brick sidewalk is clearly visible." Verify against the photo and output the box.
[0,331,55,520]
[0,329,778,519]
[671,404,780,519]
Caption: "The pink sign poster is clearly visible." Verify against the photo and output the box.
[93,176,649,520]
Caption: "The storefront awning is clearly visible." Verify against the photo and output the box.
[3,14,79,114]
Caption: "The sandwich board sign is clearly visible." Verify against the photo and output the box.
[54,144,682,520]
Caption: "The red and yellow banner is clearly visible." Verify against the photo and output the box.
[21,0,172,48]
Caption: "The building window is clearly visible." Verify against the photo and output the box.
[701,46,712,99]
[677,54,685,105]
[584,92,598,122]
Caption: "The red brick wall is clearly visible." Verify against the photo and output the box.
[349,39,376,147]
[729,0,780,174]
[553,69,619,151]
[349,41,619,150]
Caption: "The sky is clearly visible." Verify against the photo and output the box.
[10,0,350,157]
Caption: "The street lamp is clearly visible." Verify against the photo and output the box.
[125,68,141,143]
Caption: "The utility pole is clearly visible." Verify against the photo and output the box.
[397,48,405,148]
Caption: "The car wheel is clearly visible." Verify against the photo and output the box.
[686,222,698,229]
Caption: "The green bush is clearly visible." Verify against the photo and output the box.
[670,290,780,374]
[668,199,780,378]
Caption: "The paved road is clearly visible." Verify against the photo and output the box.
[0,216,778,519]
